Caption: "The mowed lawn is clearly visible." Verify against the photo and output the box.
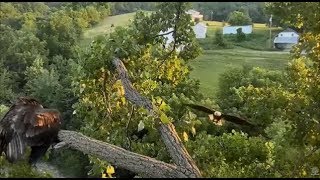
[189,47,290,98]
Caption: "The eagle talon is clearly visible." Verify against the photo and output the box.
[53,142,68,149]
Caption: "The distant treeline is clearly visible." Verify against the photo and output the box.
[43,2,268,24]
[191,2,268,23]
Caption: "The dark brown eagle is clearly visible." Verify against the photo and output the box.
[184,103,253,126]
[0,97,61,165]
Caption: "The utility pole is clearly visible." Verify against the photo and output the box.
[211,11,213,21]
[269,14,273,48]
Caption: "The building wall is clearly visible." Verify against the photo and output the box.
[193,24,207,39]
[223,25,253,35]
[159,28,184,52]
[191,14,203,21]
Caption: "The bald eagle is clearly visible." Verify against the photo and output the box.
[0,97,61,165]
[184,103,253,127]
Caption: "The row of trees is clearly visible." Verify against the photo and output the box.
[191,2,266,23]
[0,2,110,177]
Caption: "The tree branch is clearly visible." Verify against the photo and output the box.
[153,30,175,39]
[55,57,202,178]
[159,3,183,66]
[112,58,201,177]
[57,130,187,178]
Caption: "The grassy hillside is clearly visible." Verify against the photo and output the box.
[189,47,289,98]
[200,21,283,51]
[82,11,152,45]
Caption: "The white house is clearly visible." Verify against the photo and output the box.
[186,9,203,21]
[223,25,253,35]
[193,22,207,39]
[273,28,299,50]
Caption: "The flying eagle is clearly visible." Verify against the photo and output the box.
[184,103,253,126]
[0,97,61,165]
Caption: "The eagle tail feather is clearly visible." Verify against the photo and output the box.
[5,133,25,163]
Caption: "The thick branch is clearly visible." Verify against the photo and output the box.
[55,57,202,177]
[57,130,187,178]
[112,58,201,177]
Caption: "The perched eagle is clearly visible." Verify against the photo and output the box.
[184,103,253,126]
[0,97,61,165]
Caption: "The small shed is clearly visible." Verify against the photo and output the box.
[273,28,299,50]
[223,25,253,35]
[193,22,207,39]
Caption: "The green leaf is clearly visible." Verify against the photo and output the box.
[159,111,170,124]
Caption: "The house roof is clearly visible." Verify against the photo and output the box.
[194,22,207,28]
[282,28,298,33]
[186,9,200,15]
[274,36,299,44]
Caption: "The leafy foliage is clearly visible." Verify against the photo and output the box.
[0,154,52,178]
[213,30,228,48]
[70,2,203,176]
[227,11,252,26]
[110,2,156,15]
[213,3,320,176]
[192,2,267,23]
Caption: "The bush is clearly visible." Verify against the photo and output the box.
[227,11,252,26]
[236,28,246,42]
[222,21,226,27]
[194,17,200,24]
[214,30,227,47]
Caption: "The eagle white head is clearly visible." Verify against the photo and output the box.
[138,120,145,132]
[214,111,222,117]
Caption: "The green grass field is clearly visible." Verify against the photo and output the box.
[82,13,290,99]
[189,47,289,98]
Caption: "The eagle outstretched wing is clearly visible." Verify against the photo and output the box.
[183,103,216,114]
[221,114,253,126]
[0,97,61,163]
[183,103,253,126]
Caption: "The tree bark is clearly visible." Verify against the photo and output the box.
[58,130,187,178]
[57,57,202,178]
[112,58,201,177]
